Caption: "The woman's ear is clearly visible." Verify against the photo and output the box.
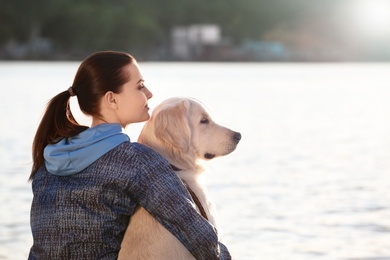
[103,91,118,110]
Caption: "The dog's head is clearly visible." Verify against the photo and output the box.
[138,97,241,170]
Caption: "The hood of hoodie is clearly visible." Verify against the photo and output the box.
[44,123,130,176]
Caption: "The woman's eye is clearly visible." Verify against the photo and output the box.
[200,118,209,124]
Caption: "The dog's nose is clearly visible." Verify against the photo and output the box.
[233,132,242,143]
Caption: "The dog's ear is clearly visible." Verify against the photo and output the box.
[153,100,192,155]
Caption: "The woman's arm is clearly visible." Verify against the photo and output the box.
[131,147,231,260]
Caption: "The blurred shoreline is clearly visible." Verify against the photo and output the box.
[2,1,390,62]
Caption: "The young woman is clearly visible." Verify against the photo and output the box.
[28,51,231,259]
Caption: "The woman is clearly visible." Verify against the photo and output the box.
[28,51,231,259]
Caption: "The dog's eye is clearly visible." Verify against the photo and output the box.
[200,118,209,124]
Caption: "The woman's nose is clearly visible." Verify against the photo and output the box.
[146,87,153,99]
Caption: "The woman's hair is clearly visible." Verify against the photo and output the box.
[30,51,135,180]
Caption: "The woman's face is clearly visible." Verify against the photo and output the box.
[115,62,153,127]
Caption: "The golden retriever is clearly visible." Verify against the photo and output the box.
[118,97,241,259]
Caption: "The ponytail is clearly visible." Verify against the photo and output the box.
[30,90,88,180]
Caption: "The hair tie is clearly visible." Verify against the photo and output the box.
[68,86,76,97]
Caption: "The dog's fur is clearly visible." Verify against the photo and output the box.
[118,97,241,259]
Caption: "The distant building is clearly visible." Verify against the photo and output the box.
[171,24,221,60]
[241,40,287,61]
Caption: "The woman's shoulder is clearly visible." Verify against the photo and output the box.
[106,142,172,176]
[111,141,167,164]
[117,141,157,154]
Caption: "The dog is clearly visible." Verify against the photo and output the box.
[118,97,241,259]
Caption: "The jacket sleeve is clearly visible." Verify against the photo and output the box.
[130,149,232,260]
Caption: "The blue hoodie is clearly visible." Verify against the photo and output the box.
[44,123,130,176]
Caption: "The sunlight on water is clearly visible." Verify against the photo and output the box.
[1,62,390,259]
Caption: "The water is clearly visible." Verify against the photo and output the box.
[1,62,390,260]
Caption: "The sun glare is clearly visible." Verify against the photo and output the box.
[351,0,390,37]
